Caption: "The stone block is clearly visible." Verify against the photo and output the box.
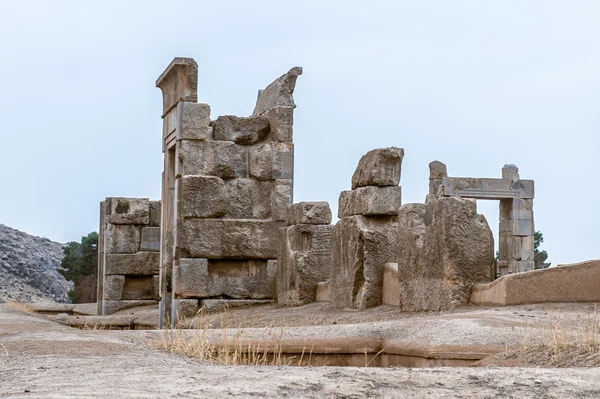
[277,224,333,306]
[332,215,398,309]
[512,219,534,236]
[102,300,158,316]
[397,197,494,312]
[105,252,160,275]
[511,236,522,260]
[105,224,140,254]
[103,275,125,301]
[174,258,276,299]
[249,144,274,180]
[178,102,211,141]
[156,57,198,116]
[171,299,199,323]
[212,115,269,145]
[178,140,247,179]
[268,107,293,142]
[149,200,161,227]
[511,209,533,220]
[513,198,533,211]
[286,201,332,226]
[151,275,160,300]
[382,263,400,306]
[106,198,150,225]
[225,179,274,219]
[181,175,227,218]
[521,235,535,261]
[315,280,331,302]
[199,299,273,313]
[273,142,293,179]
[351,147,404,190]
[272,179,293,221]
[429,161,448,179]
[502,164,520,180]
[140,227,161,252]
[338,186,401,218]
[253,67,302,117]
[179,219,283,259]
[121,276,154,300]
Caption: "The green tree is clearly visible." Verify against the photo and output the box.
[534,231,551,269]
[59,232,98,303]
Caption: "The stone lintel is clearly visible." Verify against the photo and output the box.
[156,57,198,117]
[442,177,534,199]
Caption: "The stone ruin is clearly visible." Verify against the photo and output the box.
[97,197,161,315]
[95,56,538,324]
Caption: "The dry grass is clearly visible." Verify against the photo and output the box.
[151,309,295,366]
[5,301,35,314]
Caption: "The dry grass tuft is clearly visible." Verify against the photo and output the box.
[5,301,35,314]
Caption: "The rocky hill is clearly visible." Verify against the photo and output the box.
[0,224,72,303]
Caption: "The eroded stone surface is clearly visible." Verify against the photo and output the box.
[107,198,150,225]
[286,202,332,226]
[212,115,269,145]
[253,67,303,117]
[338,186,401,218]
[105,224,140,254]
[104,252,160,276]
[181,175,227,218]
[179,102,211,141]
[351,147,404,190]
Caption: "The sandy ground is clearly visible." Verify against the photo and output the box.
[2,304,600,398]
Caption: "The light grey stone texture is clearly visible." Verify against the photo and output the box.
[428,160,448,199]
[271,179,293,221]
[338,186,402,218]
[179,219,283,259]
[174,258,276,299]
[102,300,158,316]
[104,252,160,276]
[512,219,534,236]
[178,102,211,141]
[103,275,125,301]
[268,107,293,142]
[351,147,404,190]
[249,143,293,181]
[331,215,398,309]
[252,67,303,117]
[286,201,332,226]
[277,224,333,306]
[502,164,520,180]
[105,224,140,254]
[156,57,198,116]
[106,198,150,225]
[397,197,494,312]
[177,140,247,180]
[212,115,270,145]
[171,299,199,323]
[140,227,161,252]
[181,175,227,218]
[272,142,294,179]
[225,179,274,219]
[442,177,535,200]
[149,200,161,227]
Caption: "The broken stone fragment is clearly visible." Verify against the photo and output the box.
[286,201,332,226]
[351,147,404,190]
[148,200,161,227]
[337,186,401,218]
[181,175,227,218]
[106,198,150,225]
[252,67,303,117]
[212,115,270,145]
[178,102,211,141]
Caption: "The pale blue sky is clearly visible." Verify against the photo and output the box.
[0,1,598,265]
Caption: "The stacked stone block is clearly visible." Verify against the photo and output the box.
[277,202,333,306]
[156,58,301,326]
[97,197,161,315]
[331,147,403,309]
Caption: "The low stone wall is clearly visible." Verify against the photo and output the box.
[471,260,600,306]
[97,198,161,315]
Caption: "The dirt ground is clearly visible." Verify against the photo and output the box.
[2,304,600,398]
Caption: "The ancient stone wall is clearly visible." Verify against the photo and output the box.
[97,197,161,315]
[156,58,301,326]
[331,148,403,309]
[277,202,333,306]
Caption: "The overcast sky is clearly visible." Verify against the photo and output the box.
[0,1,598,265]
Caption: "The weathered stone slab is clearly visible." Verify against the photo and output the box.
[181,175,227,218]
[428,161,447,200]
[140,227,161,252]
[338,186,401,218]
[271,179,293,221]
[121,276,154,300]
[267,107,293,142]
[174,258,276,299]
[179,219,283,259]
[351,147,404,190]
[106,198,150,225]
[171,299,199,323]
[249,143,293,181]
[442,177,535,199]
[512,219,534,236]
[502,164,520,180]
[105,224,140,254]
[105,252,160,275]
[178,102,211,141]
[277,224,333,306]
[103,275,125,301]
[252,67,302,117]
[382,263,400,306]
[213,115,269,145]
[397,197,494,312]
[225,179,274,219]
[156,57,198,116]
[200,299,273,313]
[102,300,158,316]
[332,215,398,309]
[286,201,332,226]
[149,200,161,227]
[178,140,247,179]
